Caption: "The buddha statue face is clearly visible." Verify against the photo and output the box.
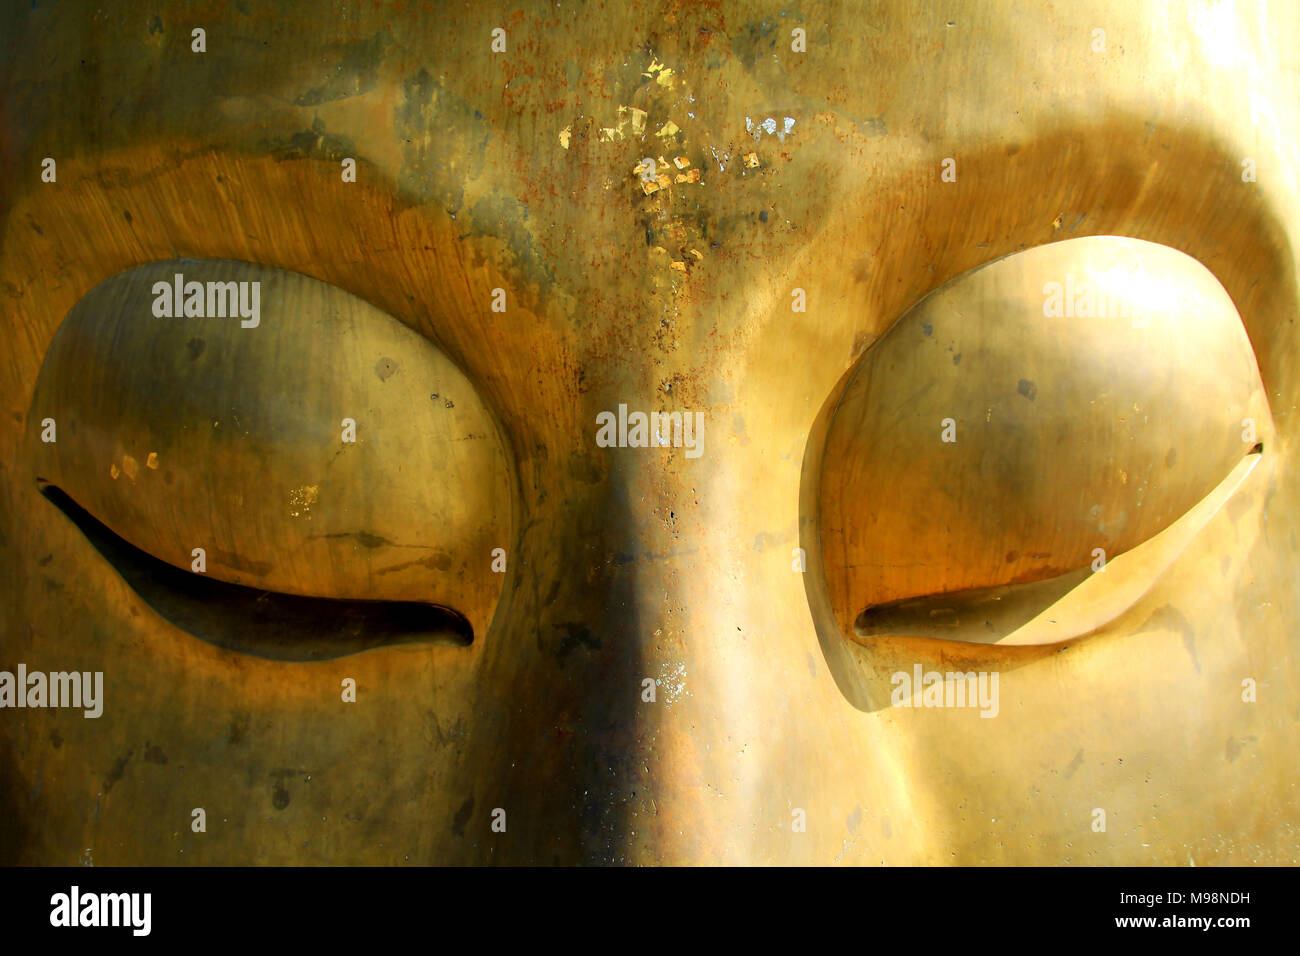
[1,0,1297,865]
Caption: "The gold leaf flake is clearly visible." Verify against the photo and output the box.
[288,485,319,519]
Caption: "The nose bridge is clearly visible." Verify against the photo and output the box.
[588,445,712,860]
[564,387,807,862]
[497,385,748,862]
[585,445,744,862]
[567,362,934,863]
[473,429,678,862]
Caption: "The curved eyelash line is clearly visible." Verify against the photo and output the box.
[36,481,473,661]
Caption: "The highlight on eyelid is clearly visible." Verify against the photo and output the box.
[815,236,1274,647]
[29,258,513,658]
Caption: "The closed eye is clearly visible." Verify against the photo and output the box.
[29,259,513,659]
[815,236,1273,646]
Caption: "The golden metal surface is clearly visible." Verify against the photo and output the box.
[0,1,1297,864]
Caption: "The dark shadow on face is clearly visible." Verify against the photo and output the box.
[35,483,475,660]
[468,457,653,864]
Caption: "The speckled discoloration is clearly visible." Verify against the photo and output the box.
[0,0,1298,867]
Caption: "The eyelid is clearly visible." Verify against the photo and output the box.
[30,258,514,654]
[816,235,1272,644]
[852,443,1263,645]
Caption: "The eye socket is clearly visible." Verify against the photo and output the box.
[815,236,1272,646]
[30,259,513,659]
